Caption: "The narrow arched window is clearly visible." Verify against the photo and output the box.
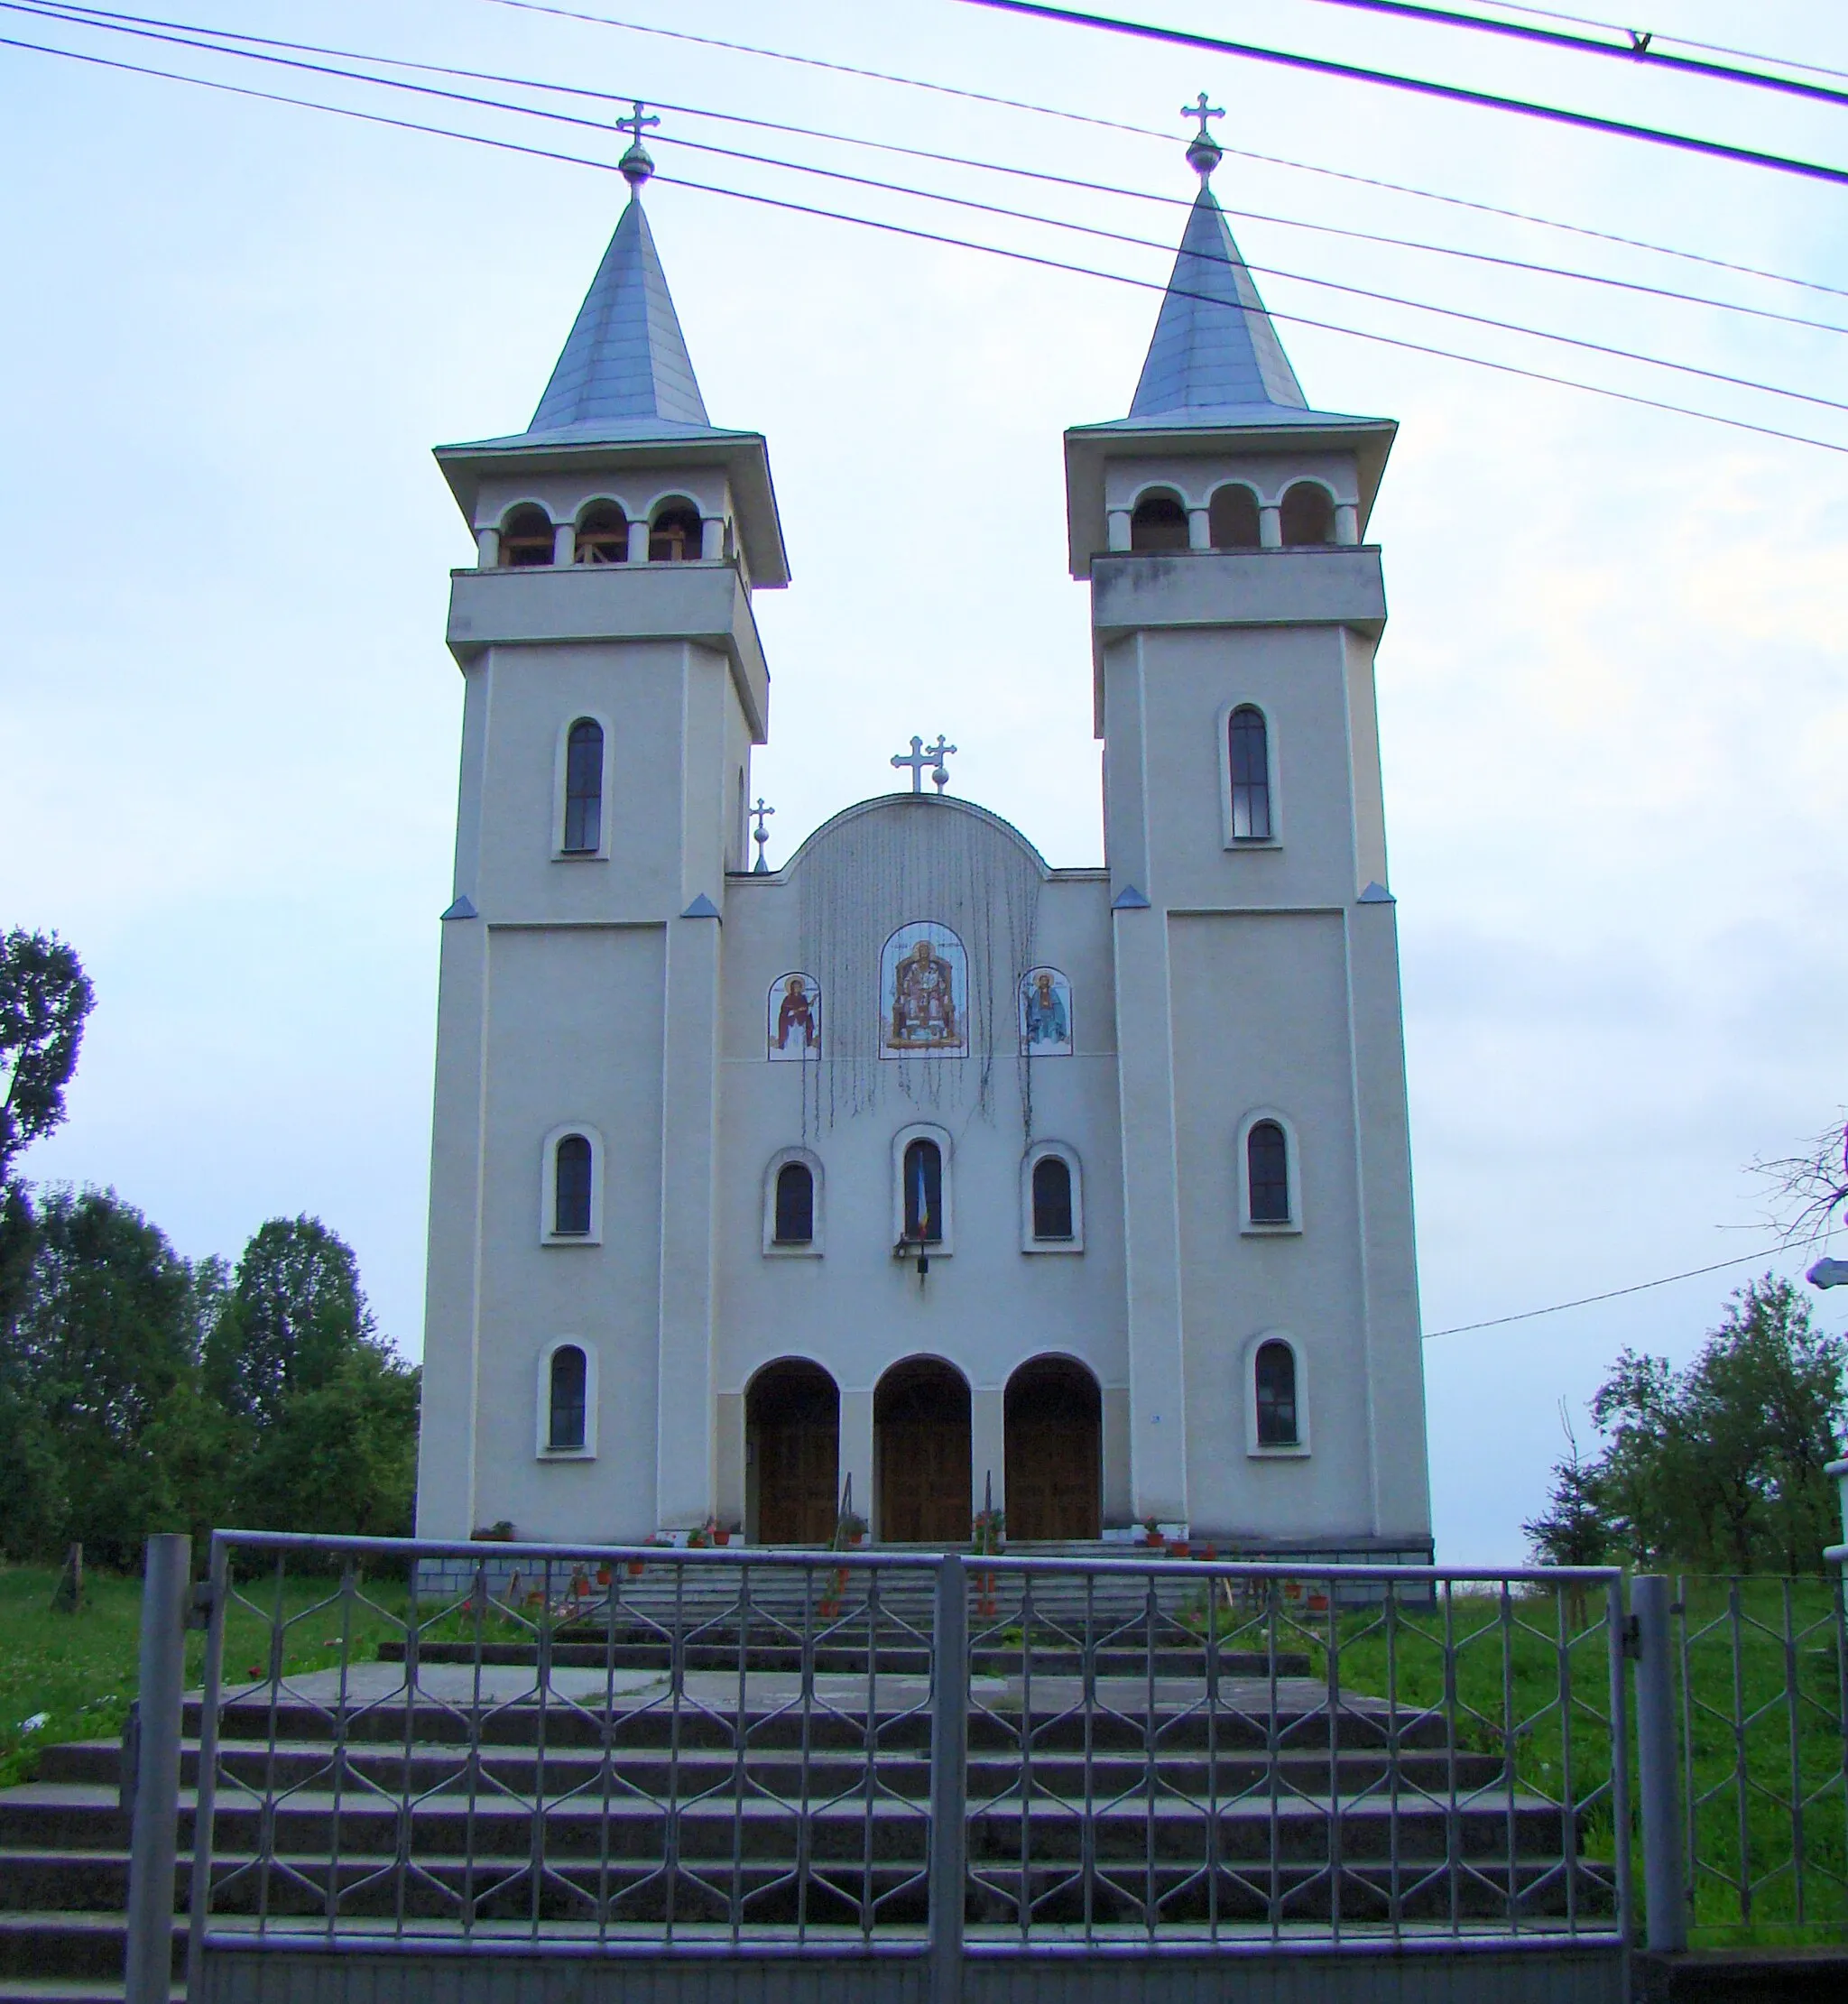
[1130,493,1189,553]
[649,500,702,562]
[1247,1121,1289,1224]
[1228,706,1271,841]
[903,1138,943,1243]
[773,1161,814,1245]
[1254,1339,1298,1446]
[1209,485,1261,549]
[562,719,603,854]
[553,1134,593,1236]
[1031,1156,1074,1241]
[548,1344,588,1451]
[501,504,554,567]
[575,503,627,564]
[1280,483,1334,547]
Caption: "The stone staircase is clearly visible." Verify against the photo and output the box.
[0,1574,1612,1997]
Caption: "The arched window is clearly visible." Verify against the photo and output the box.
[774,1161,814,1245]
[501,504,554,567]
[1247,1121,1290,1225]
[1130,492,1189,554]
[575,503,627,564]
[1031,1156,1074,1242]
[1253,1339,1298,1446]
[649,499,702,562]
[1209,485,1261,549]
[902,1138,943,1243]
[562,719,604,854]
[1280,483,1334,547]
[553,1134,593,1236]
[1228,706,1271,842]
[549,1344,588,1451]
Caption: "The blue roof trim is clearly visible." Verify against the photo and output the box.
[1130,186,1307,419]
[680,892,722,919]
[1358,882,1395,904]
[1112,884,1151,910]
[528,195,710,435]
[440,895,478,921]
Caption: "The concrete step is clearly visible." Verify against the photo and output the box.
[0,1914,182,1981]
[379,1640,1316,1677]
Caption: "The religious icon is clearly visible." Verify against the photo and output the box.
[767,973,820,1060]
[1020,967,1073,1057]
[879,922,968,1058]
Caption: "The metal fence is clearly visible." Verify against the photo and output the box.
[139,1530,1639,1990]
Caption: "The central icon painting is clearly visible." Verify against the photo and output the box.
[880,921,968,1059]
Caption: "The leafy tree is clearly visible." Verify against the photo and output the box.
[1524,1401,1609,1569]
[238,1343,420,1538]
[0,930,93,1184]
[205,1217,377,1427]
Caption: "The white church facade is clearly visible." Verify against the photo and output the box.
[414,118,1434,1559]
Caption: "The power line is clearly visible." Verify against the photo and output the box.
[24,0,1848,342]
[1465,0,1848,88]
[1424,1242,1821,1339]
[1293,0,1848,109]
[4,26,1843,460]
[955,0,1848,186]
[485,0,1848,300]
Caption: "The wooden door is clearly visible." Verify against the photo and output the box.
[876,1361,972,1544]
[749,1362,839,1546]
[1005,1359,1102,1541]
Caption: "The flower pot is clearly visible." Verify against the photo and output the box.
[1143,1534,1164,1548]
[714,1529,731,1547]
[1307,1593,1329,1612]
[625,1558,644,1578]
[1169,1542,1190,1559]
[595,1567,611,1586]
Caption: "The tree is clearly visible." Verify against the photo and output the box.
[1752,1115,1848,1246]
[0,930,93,1185]
[205,1216,376,1427]
[1524,1401,1608,1570]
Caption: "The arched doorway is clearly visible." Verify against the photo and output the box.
[1004,1357,1102,1541]
[747,1360,839,1546]
[875,1358,971,1544]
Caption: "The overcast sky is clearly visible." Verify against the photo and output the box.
[3,0,1844,1563]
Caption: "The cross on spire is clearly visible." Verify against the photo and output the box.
[1182,91,1224,180]
[749,797,775,873]
[618,100,661,189]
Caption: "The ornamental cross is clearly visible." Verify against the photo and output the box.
[620,100,661,147]
[749,797,774,873]
[892,734,957,794]
[1183,92,1223,140]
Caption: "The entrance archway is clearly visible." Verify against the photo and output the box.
[875,1357,971,1544]
[1004,1356,1102,1541]
[747,1359,839,1546]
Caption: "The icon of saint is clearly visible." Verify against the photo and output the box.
[775,975,818,1054]
[1022,970,1068,1048]
[890,938,957,1048]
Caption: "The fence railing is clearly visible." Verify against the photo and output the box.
[137,1530,1640,1989]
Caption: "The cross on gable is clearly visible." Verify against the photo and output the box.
[891,737,933,793]
[749,797,775,873]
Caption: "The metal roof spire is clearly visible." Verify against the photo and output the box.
[1127,98,1307,420]
[525,102,713,436]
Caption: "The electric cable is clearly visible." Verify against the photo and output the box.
[1292,0,1848,109]
[1461,0,1848,88]
[954,0,1848,187]
[20,0,1848,342]
[1423,1237,1826,1339]
[485,0,1848,300]
[9,3,1844,416]
[4,25,1843,459]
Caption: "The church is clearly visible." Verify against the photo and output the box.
[413,112,1434,1561]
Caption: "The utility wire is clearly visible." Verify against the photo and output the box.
[1465,0,1848,88]
[1424,1240,1823,1338]
[1294,0,1848,109]
[22,0,1848,342]
[4,26,1843,459]
[12,0,1846,418]
[955,0,1848,187]
[486,0,1848,300]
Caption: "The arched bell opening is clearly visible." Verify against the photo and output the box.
[1129,490,1189,553]
[874,1356,971,1544]
[1003,1355,1102,1541]
[746,1358,839,1547]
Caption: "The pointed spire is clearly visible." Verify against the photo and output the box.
[1128,112,1307,420]
[526,170,711,436]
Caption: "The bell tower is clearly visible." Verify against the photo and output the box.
[417,121,790,1543]
[1065,109,1432,1553]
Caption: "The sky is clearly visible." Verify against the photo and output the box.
[2,0,1845,1563]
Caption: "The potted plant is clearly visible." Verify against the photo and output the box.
[835,1510,867,1550]
[1168,1538,1191,1560]
[687,1526,711,1549]
[712,1521,732,1547]
[595,1564,612,1586]
[471,1519,515,1543]
[1142,1517,1164,1548]
[972,1506,1005,1557]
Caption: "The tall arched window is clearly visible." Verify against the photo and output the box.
[1253,1339,1298,1446]
[1209,485,1261,549]
[548,1344,588,1451]
[1228,706,1271,841]
[649,499,702,562]
[774,1161,814,1245]
[1280,483,1334,547]
[1130,492,1189,553]
[1031,1156,1074,1241]
[575,503,628,564]
[562,719,604,854]
[1247,1120,1290,1224]
[553,1134,593,1236]
[501,504,554,567]
[902,1138,944,1243]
